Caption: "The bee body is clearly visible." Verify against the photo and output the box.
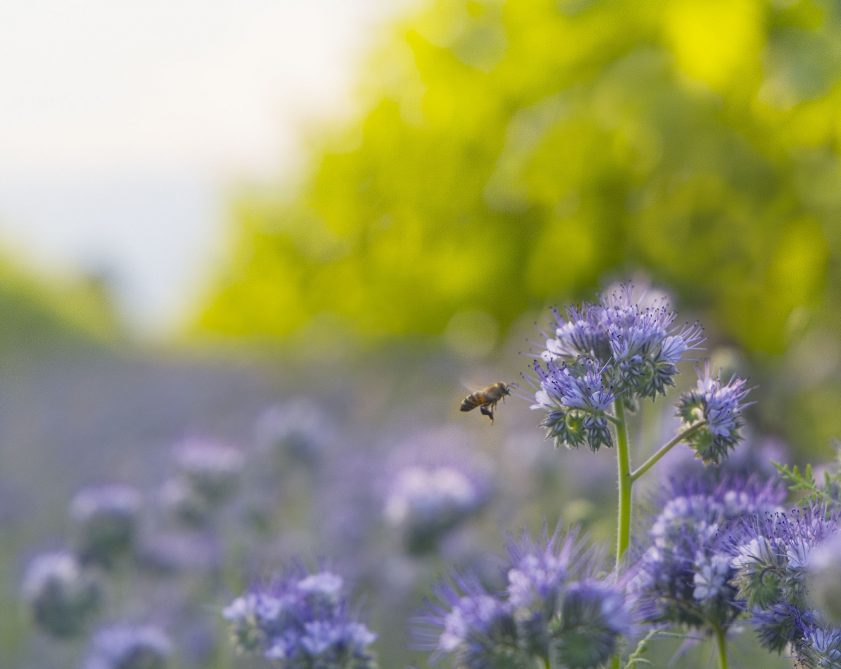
[460,382,510,423]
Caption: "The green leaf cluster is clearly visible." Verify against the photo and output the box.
[195,0,841,357]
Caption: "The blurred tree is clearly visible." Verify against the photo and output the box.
[0,256,119,355]
[196,0,841,446]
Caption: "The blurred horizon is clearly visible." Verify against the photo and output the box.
[0,0,415,336]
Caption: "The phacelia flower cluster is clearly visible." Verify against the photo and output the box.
[420,529,631,669]
[83,625,173,669]
[727,503,841,666]
[223,568,377,669]
[384,462,490,555]
[677,363,752,465]
[630,472,784,636]
[529,285,703,451]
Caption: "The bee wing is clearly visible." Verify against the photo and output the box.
[459,376,488,393]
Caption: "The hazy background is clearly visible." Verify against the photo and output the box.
[0,0,412,334]
[2,1,841,667]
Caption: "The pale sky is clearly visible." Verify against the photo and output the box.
[0,0,409,335]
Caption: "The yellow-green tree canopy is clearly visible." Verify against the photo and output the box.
[197,0,841,355]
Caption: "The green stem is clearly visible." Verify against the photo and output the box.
[629,422,706,483]
[614,400,632,570]
[714,626,728,669]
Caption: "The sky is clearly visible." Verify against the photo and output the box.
[0,0,409,335]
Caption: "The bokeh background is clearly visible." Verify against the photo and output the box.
[3,0,841,667]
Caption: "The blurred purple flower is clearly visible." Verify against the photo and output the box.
[255,399,332,469]
[22,551,102,638]
[83,625,173,669]
[630,471,784,634]
[384,462,490,555]
[223,567,377,669]
[419,528,629,669]
[70,484,142,568]
[172,438,243,505]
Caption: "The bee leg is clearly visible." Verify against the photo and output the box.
[480,405,494,422]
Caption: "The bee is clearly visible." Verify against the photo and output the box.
[460,382,511,423]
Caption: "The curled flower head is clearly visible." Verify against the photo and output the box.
[418,528,630,669]
[83,625,172,669]
[22,551,102,638]
[677,363,752,465]
[173,439,244,506]
[630,471,784,633]
[530,358,615,452]
[70,485,142,568]
[223,567,377,669]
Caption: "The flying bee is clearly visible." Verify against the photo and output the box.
[460,382,511,423]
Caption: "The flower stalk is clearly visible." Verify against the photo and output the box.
[614,400,632,569]
[630,422,706,483]
[714,626,728,669]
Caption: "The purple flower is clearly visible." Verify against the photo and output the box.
[83,625,172,669]
[172,438,244,505]
[381,431,493,555]
[418,576,526,669]
[555,581,630,669]
[22,551,102,638]
[726,503,841,659]
[384,461,490,555]
[223,567,377,669]
[529,284,703,452]
[419,528,630,669]
[70,484,142,567]
[539,284,703,400]
[676,363,752,465]
[255,399,332,468]
[798,624,841,669]
[630,472,784,633]
[530,358,615,451]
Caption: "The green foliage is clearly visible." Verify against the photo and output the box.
[195,0,841,449]
[0,258,118,355]
[775,449,841,506]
